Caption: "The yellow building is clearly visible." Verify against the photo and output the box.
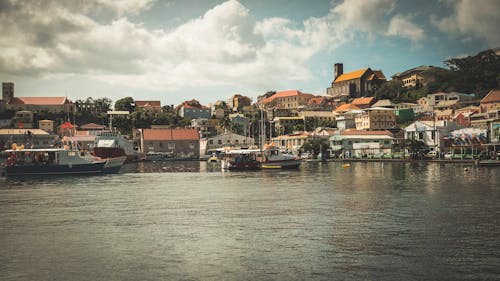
[355,108,396,131]
[262,90,315,109]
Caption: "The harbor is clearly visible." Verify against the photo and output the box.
[1,161,499,280]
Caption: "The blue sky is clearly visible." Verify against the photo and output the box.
[1,0,499,107]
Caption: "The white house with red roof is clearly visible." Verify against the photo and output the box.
[139,128,200,159]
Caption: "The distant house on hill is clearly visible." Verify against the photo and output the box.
[352,97,376,109]
[178,100,211,120]
[135,100,162,115]
[480,89,500,113]
[139,128,200,159]
[391,65,438,89]
[261,90,315,109]
[227,94,252,112]
[326,63,386,100]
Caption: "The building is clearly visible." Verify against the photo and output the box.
[326,63,386,99]
[2,82,14,103]
[371,99,395,108]
[261,90,315,109]
[139,128,200,159]
[79,123,107,132]
[335,110,361,131]
[38,120,54,133]
[228,113,250,135]
[391,65,436,88]
[190,118,217,138]
[135,100,162,115]
[418,92,475,112]
[394,102,423,114]
[404,120,459,153]
[394,109,415,124]
[334,103,361,113]
[352,97,376,109]
[329,130,394,158]
[272,128,335,153]
[178,100,211,120]
[14,110,34,128]
[298,111,337,128]
[204,133,255,151]
[227,94,252,112]
[7,96,74,113]
[0,129,58,150]
[480,89,500,113]
[354,108,396,131]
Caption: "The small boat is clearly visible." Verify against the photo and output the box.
[207,152,219,163]
[3,148,126,176]
[221,149,260,171]
[477,159,500,167]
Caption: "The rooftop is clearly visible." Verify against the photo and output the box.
[481,89,500,104]
[142,128,200,141]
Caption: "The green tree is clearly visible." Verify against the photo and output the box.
[300,138,329,158]
[114,97,135,112]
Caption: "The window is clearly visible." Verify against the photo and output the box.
[431,131,435,140]
[209,140,213,144]
[218,140,222,145]
[418,132,423,139]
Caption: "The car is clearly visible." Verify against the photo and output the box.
[424,150,438,159]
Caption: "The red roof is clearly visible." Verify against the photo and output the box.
[9,97,70,105]
[481,89,500,104]
[263,90,314,104]
[352,97,375,106]
[143,128,200,141]
[341,130,392,136]
[135,100,161,107]
[335,103,361,112]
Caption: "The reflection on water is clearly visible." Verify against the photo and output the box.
[0,161,499,281]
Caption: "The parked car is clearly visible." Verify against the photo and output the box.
[424,150,437,159]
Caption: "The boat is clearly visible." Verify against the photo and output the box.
[259,144,301,169]
[207,152,219,163]
[477,159,500,167]
[3,148,126,176]
[92,131,139,162]
[221,149,261,171]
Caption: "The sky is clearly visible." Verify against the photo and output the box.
[1,0,499,107]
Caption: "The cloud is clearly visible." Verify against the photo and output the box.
[0,0,429,95]
[430,0,500,46]
[387,15,425,44]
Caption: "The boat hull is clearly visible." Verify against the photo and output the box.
[260,159,301,169]
[5,156,126,176]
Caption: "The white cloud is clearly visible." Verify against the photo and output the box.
[431,0,500,46]
[387,15,425,44]
[0,0,429,96]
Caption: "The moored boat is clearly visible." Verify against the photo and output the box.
[91,131,139,162]
[3,148,126,176]
[221,149,261,171]
[259,144,301,169]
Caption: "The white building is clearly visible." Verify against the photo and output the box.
[404,120,459,152]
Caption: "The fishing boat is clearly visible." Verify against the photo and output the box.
[221,149,261,171]
[92,131,139,162]
[3,147,126,176]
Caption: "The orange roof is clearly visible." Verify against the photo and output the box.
[334,68,369,83]
[135,100,161,107]
[351,97,375,105]
[334,103,361,112]
[9,97,70,105]
[143,128,200,141]
[481,89,500,104]
[262,90,313,104]
[341,130,392,136]
[367,70,386,81]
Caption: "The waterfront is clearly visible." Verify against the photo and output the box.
[1,162,499,280]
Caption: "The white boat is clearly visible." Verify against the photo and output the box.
[3,148,126,176]
[92,131,139,162]
[259,144,301,169]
